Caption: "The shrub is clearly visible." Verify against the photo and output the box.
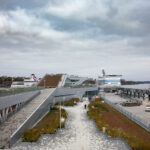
[55,98,80,106]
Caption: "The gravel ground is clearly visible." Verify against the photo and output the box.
[12,100,129,150]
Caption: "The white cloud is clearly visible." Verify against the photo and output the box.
[0,0,150,80]
[0,8,68,40]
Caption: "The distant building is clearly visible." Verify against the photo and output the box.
[97,70,122,87]
[11,74,39,88]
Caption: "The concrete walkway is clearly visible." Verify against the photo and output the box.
[0,89,54,148]
[12,100,129,150]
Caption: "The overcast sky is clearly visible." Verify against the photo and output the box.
[0,0,150,80]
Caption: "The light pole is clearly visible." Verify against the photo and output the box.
[59,100,61,129]
[63,96,65,106]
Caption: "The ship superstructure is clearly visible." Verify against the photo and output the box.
[11,74,39,88]
[97,70,122,87]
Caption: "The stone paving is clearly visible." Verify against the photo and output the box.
[12,100,129,150]
[0,88,54,148]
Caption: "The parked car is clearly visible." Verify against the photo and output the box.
[121,100,142,107]
[145,105,150,112]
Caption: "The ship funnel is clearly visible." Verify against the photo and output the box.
[102,69,105,77]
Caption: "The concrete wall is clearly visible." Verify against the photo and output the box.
[51,87,98,104]
[54,87,98,97]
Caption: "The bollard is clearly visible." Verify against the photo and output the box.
[102,127,106,133]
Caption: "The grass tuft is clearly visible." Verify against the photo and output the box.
[55,98,80,106]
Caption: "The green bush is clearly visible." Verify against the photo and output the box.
[55,98,80,106]
[23,129,41,142]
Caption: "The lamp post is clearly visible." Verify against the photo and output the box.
[63,96,65,106]
[44,80,46,88]
[59,101,61,129]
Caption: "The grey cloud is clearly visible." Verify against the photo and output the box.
[0,0,150,80]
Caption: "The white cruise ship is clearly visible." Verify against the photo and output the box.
[11,74,39,88]
[97,70,122,87]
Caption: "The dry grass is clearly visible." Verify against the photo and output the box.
[37,74,62,87]
[22,107,67,142]
[55,98,80,106]
[87,98,150,150]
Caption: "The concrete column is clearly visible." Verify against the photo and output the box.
[116,89,119,95]
[0,113,2,123]
[130,91,132,97]
[15,104,18,110]
[120,92,122,97]
[148,94,150,101]
[10,106,13,113]
[6,107,9,116]
[2,109,5,118]
[134,92,136,98]
[138,92,140,98]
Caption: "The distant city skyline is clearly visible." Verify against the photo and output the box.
[0,0,150,81]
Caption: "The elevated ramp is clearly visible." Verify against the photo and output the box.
[0,88,54,148]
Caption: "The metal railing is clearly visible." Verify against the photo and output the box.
[0,87,44,97]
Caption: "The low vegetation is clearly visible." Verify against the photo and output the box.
[37,74,62,87]
[55,98,80,106]
[23,107,67,142]
[87,98,150,150]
